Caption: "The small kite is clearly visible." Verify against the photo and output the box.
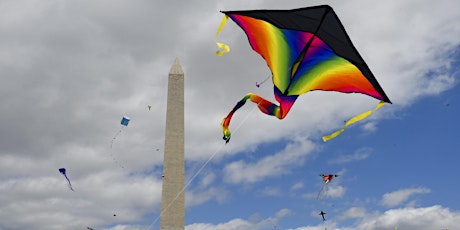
[321,174,339,184]
[120,116,130,126]
[109,116,130,168]
[58,168,74,191]
[317,174,339,199]
[256,76,270,88]
[215,5,391,143]
[319,210,327,221]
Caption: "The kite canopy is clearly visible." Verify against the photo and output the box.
[120,116,130,126]
[216,5,391,142]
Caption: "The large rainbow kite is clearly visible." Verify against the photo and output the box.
[216,5,391,142]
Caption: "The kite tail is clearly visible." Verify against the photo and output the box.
[322,101,386,142]
[65,176,74,191]
[110,128,123,149]
[222,93,296,143]
[109,127,125,168]
[221,94,252,143]
[215,15,230,56]
[317,183,327,200]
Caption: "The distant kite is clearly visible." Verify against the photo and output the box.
[59,168,74,191]
[109,116,131,168]
[321,174,339,184]
[215,5,391,143]
[319,210,327,221]
[120,116,130,126]
[255,76,270,88]
[317,174,339,199]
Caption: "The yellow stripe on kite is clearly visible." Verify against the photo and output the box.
[215,15,230,56]
[322,101,386,142]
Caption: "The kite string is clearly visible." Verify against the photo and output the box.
[109,126,125,168]
[146,101,262,230]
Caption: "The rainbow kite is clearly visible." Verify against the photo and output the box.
[216,5,391,142]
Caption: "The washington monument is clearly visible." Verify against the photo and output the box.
[160,58,185,230]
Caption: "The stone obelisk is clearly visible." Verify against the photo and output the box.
[160,58,185,230]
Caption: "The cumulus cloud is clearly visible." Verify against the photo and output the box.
[223,137,315,184]
[380,187,431,207]
[186,208,293,230]
[351,205,460,230]
[291,182,304,190]
[199,203,460,230]
[340,207,368,220]
[329,147,373,164]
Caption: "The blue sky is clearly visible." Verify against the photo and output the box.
[0,0,459,230]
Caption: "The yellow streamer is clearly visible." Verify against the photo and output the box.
[322,101,386,142]
[215,15,230,56]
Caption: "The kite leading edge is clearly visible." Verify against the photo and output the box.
[215,5,391,143]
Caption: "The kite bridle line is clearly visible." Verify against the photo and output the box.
[146,101,263,230]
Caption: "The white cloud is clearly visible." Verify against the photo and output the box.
[340,207,368,220]
[325,185,346,199]
[380,187,431,207]
[185,208,293,230]
[352,205,460,230]
[186,219,252,230]
[291,182,304,190]
[223,137,315,184]
[329,147,372,164]
[197,205,460,230]
[260,186,282,196]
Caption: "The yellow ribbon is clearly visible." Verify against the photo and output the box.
[215,15,230,56]
[322,101,386,142]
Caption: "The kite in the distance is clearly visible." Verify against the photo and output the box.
[317,174,339,199]
[256,76,270,88]
[321,174,339,184]
[319,210,327,221]
[59,168,74,191]
[215,5,391,143]
[109,116,130,168]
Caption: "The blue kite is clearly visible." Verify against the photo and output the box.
[59,168,74,191]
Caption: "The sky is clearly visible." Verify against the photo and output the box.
[0,0,459,229]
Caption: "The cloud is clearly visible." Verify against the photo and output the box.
[380,187,431,207]
[351,205,460,230]
[223,137,315,184]
[291,182,304,190]
[340,207,368,220]
[185,208,292,230]
[260,186,282,196]
[325,184,346,199]
[184,205,460,230]
[186,219,252,230]
[329,147,373,164]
